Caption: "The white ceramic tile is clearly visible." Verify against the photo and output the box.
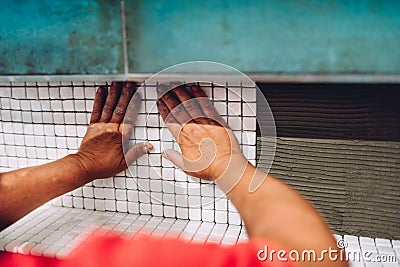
[94,199,106,211]
[4,134,14,145]
[175,207,188,219]
[1,83,257,228]
[150,180,162,192]
[243,117,256,131]
[104,188,116,200]
[228,87,241,102]
[73,87,85,98]
[188,208,202,221]
[82,186,94,198]
[227,116,241,131]
[228,102,241,116]
[140,203,151,215]
[84,198,94,210]
[146,114,159,127]
[242,88,256,102]
[214,102,227,116]
[53,113,64,124]
[361,236,377,245]
[0,87,11,97]
[115,189,127,201]
[102,178,114,188]
[376,238,393,247]
[228,212,242,225]
[12,87,26,98]
[127,190,139,202]
[361,243,378,253]
[126,178,137,190]
[213,88,226,101]
[378,245,395,255]
[242,102,256,116]
[73,197,84,209]
[62,196,72,207]
[94,188,105,199]
[215,211,228,224]
[346,242,361,252]
[85,100,94,112]
[147,128,160,140]
[116,201,128,213]
[138,191,151,203]
[105,200,116,211]
[60,87,73,98]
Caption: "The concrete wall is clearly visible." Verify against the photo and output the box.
[257,83,400,239]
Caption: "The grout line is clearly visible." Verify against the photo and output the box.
[120,0,129,74]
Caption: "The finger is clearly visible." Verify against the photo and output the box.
[120,91,141,137]
[125,142,153,166]
[157,99,181,137]
[162,149,185,170]
[189,84,228,126]
[111,82,135,124]
[173,85,206,122]
[156,89,171,121]
[157,84,191,125]
[99,82,122,123]
[90,86,108,124]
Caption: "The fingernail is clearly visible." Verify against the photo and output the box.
[125,82,132,88]
[161,151,167,158]
[144,143,153,153]
[97,87,103,94]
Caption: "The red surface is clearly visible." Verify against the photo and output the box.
[0,234,296,267]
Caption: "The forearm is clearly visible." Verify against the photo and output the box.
[0,154,88,230]
[225,162,347,267]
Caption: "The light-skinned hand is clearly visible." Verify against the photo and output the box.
[156,83,248,183]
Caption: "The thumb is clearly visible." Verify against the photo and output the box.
[162,149,185,170]
[125,142,153,165]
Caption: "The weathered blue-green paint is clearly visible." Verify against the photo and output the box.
[1,0,399,75]
[0,0,123,74]
[126,0,400,73]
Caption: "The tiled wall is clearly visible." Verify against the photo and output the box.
[1,0,400,74]
[0,82,257,225]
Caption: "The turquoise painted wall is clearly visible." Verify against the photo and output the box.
[0,0,123,74]
[1,0,399,74]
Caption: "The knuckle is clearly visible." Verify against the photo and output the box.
[197,99,211,108]
[103,104,113,112]
[114,106,125,116]
[183,101,197,111]
[172,104,184,113]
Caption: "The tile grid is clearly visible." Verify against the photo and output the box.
[0,81,257,226]
[0,205,249,258]
[0,204,399,266]
[1,82,400,265]
[332,234,400,267]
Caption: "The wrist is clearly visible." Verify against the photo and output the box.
[61,154,92,184]
[214,154,251,193]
